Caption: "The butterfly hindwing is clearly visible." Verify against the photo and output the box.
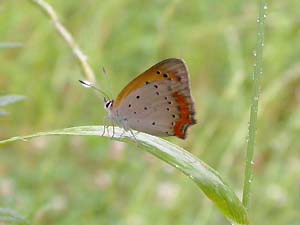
[111,58,196,139]
[114,80,180,136]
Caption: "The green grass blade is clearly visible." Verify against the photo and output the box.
[0,95,26,107]
[0,43,23,49]
[242,0,266,208]
[0,208,31,225]
[0,126,248,224]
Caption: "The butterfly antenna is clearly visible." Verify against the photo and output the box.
[79,80,110,100]
[102,66,112,99]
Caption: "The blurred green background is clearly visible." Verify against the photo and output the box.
[1,0,300,224]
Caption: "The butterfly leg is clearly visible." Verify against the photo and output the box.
[101,116,111,137]
[118,127,127,138]
[118,119,129,138]
[128,128,138,145]
[111,122,116,139]
[118,119,138,143]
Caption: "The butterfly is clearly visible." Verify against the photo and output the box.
[101,58,196,139]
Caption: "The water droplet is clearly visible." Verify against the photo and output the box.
[264,14,267,18]
[253,50,257,56]
[257,18,260,23]
[245,134,249,143]
[175,164,179,168]
[249,179,252,183]
[264,5,268,10]
[189,175,194,179]
[251,160,255,165]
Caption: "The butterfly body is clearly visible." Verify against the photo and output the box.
[105,58,196,139]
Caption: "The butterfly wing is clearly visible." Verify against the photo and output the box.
[111,58,196,139]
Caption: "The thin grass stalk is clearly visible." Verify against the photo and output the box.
[242,0,267,208]
[30,0,96,83]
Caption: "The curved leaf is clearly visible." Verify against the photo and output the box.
[0,126,248,224]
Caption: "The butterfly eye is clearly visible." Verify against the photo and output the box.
[105,100,113,109]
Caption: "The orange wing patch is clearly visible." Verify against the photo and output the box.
[113,59,184,108]
[172,91,196,139]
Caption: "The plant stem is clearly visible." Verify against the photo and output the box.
[242,0,267,208]
[30,0,96,83]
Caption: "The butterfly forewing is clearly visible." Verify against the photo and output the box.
[110,58,196,139]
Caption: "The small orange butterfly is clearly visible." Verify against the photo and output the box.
[81,58,196,139]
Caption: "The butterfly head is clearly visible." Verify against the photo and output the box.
[104,97,114,111]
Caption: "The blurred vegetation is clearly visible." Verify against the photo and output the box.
[0,95,26,116]
[0,0,299,225]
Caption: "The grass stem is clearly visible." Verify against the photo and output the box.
[30,0,96,83]
[242,0,267,208]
